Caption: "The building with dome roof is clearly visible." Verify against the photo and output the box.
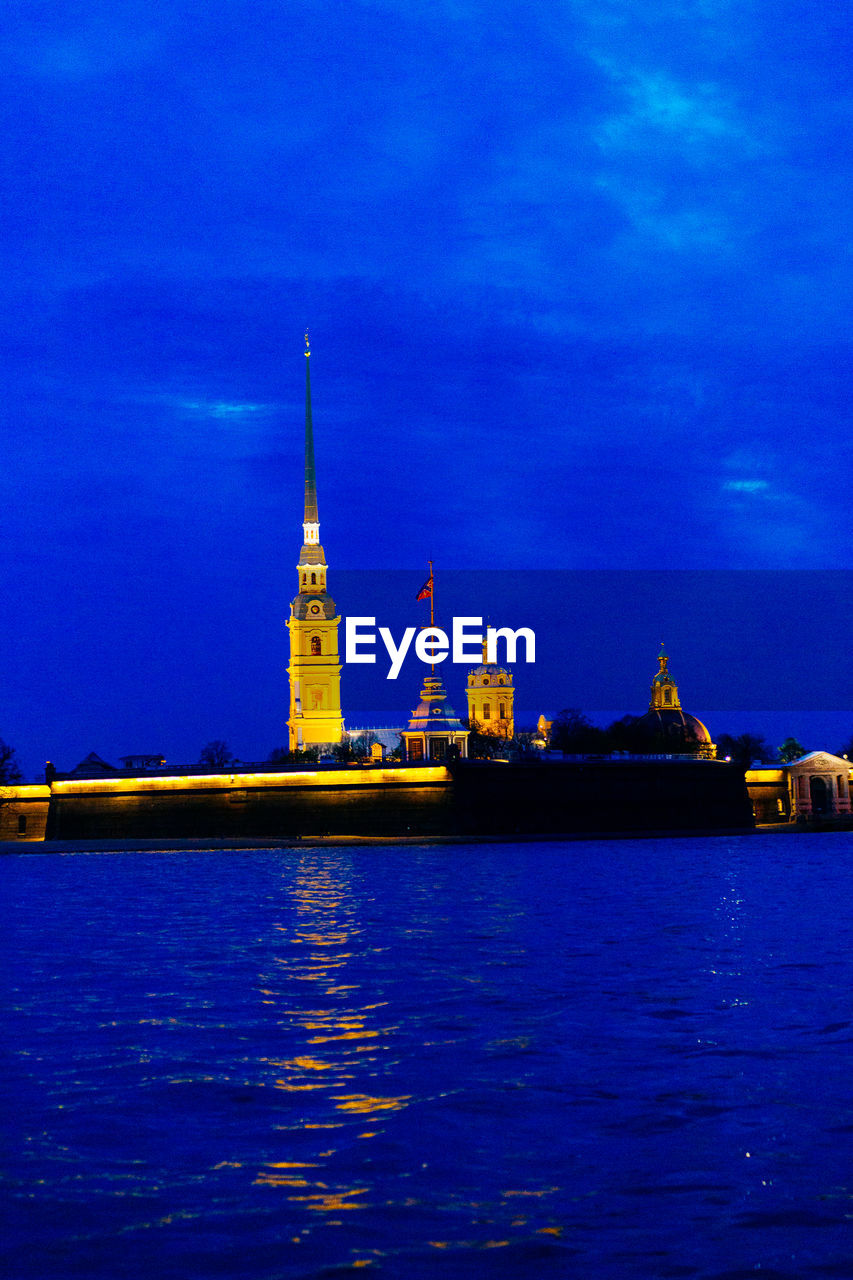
[402,674,469,762]
[632,645,716,759]
[466,639,514,738]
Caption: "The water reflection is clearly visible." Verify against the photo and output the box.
[10,839,853,1279]
[252,855,408,1214]
[706,864,748,985]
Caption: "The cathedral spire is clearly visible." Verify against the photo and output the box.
[302,330,320,545]
[303,330,318,527]
[296,334,325,587]
[287,332,343,750]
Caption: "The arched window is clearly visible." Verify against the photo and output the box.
[311,636,321,655]
[311,572,316,585]
[17,814,27,835]
[664,688,672,705]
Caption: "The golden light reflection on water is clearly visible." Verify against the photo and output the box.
[331,1094,411,1114]
[272,1079,330,1092]
[308,1028,382,1044]
[429,1239,511,1250]
[254,1172,315,1188]
[290,1188,370,1212]
[250,856,409,1215]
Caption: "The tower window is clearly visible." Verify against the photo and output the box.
[499,702,506,720]
[483,703,491,720]
[311,572,316,585]
[311,636,322,656]
[17,814,27,835]
[664,688,672,705]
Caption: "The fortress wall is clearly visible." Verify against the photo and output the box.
[37,760,754,842]
[0,786,51,842]
[47,770,455,841]
[450,760,754,835]
[745,769,790,824]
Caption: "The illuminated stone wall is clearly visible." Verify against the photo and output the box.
[46,767,454,841]
[0,785,51,841]
[744,767,790,824]
[22,759,756,842]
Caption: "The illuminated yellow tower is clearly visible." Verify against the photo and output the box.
[286,334,344,751]
[649,644,682,711]
[467,637,514,737]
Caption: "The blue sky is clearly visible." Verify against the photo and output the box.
[3,0,852,775]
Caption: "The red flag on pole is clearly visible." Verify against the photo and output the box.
[416,574,433,602]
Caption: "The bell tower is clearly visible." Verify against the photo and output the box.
[649,644,681,711]
[286,333,344,750]
[466,635,515,737]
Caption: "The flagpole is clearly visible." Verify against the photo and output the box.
[429,559,435,675]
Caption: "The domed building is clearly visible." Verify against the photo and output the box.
[402,674,469,762]
[466,640,514,738]
[633,646,716,759]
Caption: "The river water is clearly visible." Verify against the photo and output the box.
[3,835,853,1279]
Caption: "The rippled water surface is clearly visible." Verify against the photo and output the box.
[4,835,853,1279]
